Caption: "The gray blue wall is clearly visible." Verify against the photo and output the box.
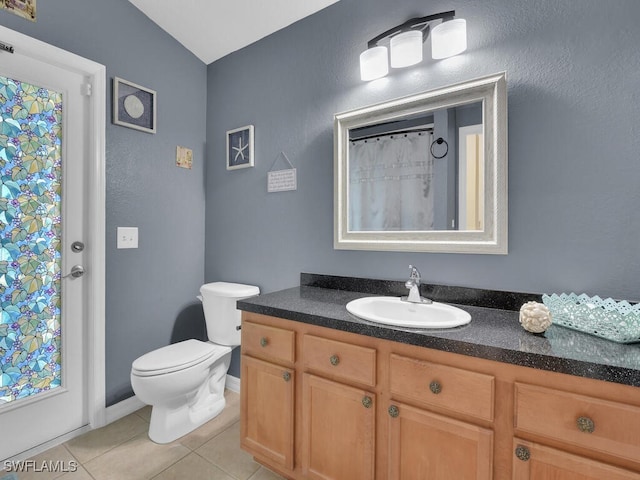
[205,0,640,375]
[0,0,208,405]
[3,0,640,403]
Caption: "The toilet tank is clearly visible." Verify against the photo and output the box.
[200,282,260,346]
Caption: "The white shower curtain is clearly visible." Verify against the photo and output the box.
[349,131,434,231]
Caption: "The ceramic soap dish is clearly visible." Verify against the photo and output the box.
[542,293,640,344]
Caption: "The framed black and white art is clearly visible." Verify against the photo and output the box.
[226,125,254,170]
[113,77,156,134]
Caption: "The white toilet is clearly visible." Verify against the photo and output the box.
[130,281,259,443]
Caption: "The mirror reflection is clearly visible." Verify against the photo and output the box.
[334,72,507,254]
[348,101,483,232]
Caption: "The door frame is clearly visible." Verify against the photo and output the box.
[0,26,107,432]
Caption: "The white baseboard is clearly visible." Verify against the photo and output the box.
[225,374,240,393]
[105,394,146,425]
[5,424,92,463]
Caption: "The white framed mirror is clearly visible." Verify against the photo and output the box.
[334,72,507,254]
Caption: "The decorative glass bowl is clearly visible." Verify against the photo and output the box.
[542,293,640,344]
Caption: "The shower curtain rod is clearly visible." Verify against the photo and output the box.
[350,127,433,142]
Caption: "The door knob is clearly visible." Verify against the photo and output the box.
[64,265,85,279]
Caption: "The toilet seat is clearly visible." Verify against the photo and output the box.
[131,339,230,377]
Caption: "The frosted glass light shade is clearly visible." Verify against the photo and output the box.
[360,46,389,81]
[390,30,423,68]
[431,18,467,59]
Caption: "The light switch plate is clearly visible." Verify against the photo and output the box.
[117,227,138,249]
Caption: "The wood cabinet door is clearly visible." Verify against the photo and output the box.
[388,401,493,480]
[302,373,376,480]
[512,439,640,480]
[241,355,295,471]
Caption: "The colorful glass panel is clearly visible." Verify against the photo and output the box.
[0,75,62,405]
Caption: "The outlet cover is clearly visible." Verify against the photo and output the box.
[117,227,138,249]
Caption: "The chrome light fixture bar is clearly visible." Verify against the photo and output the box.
[359,10,467,81]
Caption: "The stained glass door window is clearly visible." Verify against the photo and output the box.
[0,75,62,405]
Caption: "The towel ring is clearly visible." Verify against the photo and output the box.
[430,137,449,159]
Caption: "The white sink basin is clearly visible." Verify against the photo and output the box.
[346,296,471,329]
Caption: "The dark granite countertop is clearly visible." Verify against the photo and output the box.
[237,274,640,388]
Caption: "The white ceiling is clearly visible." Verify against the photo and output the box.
[128,0,339,65]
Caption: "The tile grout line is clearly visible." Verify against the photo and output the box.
[192,450,242,480]
[147,448,199,480]
[191,419,262,480]
[64,422,147,469]
[60,444,97,480]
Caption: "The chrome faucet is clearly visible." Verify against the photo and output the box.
[402,265,432,304]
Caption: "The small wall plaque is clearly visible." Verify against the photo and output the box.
[268,168,297,192]
[176,146,192,169]
[267,152,297,192]
[1,0,36,22]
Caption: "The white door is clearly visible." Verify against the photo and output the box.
[0,32,97,460]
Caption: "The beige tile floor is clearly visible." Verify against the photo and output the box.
[2,391,285,480]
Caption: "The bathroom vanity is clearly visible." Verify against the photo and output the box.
[237,274,640,480]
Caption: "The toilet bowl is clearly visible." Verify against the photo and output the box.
[130,282,259,443]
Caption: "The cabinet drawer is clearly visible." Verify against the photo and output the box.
[389,353,495,422]
[302,334,376,387]
[242,321,295,365]
[514,382,640,464]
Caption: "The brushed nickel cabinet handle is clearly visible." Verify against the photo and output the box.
[577,416,595,433]
[330,354,340,366]
[429,381,442,394]
[515,445,530,461]
[282,371,291,382]
[388,405,399,418]
[260,337,268,347]
[362,396,373,408]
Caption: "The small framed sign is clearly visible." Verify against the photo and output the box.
[1,0,36,22]
[268,168,297,192]
[176,146,192,169]
[226,125,254,170]
[267,151,297,192]
[113,77,156,134]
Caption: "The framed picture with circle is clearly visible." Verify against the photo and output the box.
[113,77,156,134]
[226,125,254,170]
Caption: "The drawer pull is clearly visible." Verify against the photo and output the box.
[282,371,291,382]
[388,405,399,418]
[515,445,530,461]
[330,354,340,366]
[260,337,268,347]
[577,416,595,433]
[429,381,442,394]
[362,396,373,409]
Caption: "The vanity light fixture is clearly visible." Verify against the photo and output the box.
[359,10,467,81]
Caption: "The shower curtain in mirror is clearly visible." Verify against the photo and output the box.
[349,131,434,231]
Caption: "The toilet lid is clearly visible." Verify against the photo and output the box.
[200,282,260,298]
[131,339,225,376]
